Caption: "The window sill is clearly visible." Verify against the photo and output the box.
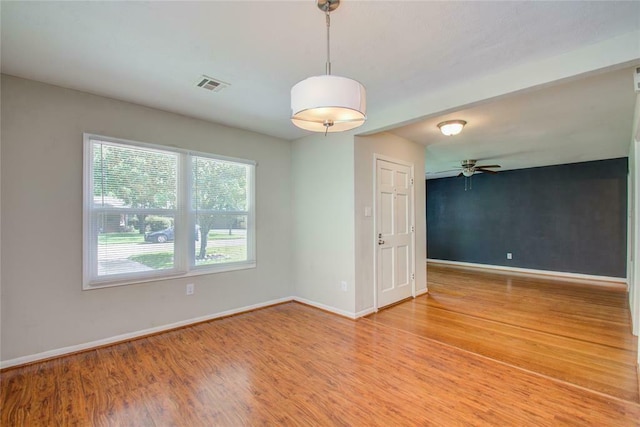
[83,261,257,290]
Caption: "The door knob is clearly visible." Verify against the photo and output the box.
[378,239,385,245]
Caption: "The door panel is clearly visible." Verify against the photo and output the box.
[380,167,394,186]
[396,193,408,233]
[380,247,394,291]
[376,158,414,308]
[397,244,409,285]
[380,192,394,235]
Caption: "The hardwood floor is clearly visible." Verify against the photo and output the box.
[2,301,640,426]
[368,263,639,403]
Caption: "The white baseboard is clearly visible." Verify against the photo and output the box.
[1,296,293,370]
[427,259,627,286]
[416,288,429,296]
[295,288,431,319]
[293,297,359,319]
[354,307,376,318]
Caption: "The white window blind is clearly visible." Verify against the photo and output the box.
[83,134,256,289]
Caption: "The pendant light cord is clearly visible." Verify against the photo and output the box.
[325,7,331,75]
[323,2,334,133]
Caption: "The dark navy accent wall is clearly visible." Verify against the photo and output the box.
[426,158,628,277]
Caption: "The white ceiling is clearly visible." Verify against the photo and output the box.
[2,1,640,174]
[392,66,638,178]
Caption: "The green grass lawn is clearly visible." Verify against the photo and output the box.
[129,244,246,270]
[99,230,243,245]
[207,231,244,240]
[129,253,174,270]
[195,244,247,266]
[98,232,145,244]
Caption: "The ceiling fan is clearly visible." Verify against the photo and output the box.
[457,159,501,177]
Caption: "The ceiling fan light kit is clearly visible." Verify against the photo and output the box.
[290,0,367,134]
[437,119,467,136]
[456,159,501,179]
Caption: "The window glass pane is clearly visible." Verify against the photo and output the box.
[93,142,178,210]
[192,157,249,211]
[192,156,250,267]
[97,214,176,277]
[194,214,248,266]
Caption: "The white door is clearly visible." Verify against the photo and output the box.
[376,158,414,308]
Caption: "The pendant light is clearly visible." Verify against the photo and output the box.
[291,0,367,134]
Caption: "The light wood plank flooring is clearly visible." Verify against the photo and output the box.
[2,301,640,426]
[368,263,639,403]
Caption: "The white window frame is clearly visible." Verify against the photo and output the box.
[83,133,256,290]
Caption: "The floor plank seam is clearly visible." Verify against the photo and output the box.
[421,303,638,354]
[359,316,640,405]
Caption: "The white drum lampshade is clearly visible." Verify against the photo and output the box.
[291,75,366,132]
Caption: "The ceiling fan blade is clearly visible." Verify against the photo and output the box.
[477,164,501,168]
[427,168,462,174]
[457,172,463,177]
[476,168,498,174]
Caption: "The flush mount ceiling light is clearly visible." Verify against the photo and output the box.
[291,0,367,134]
[437,120,467,136]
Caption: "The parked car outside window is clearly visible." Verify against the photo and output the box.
[144,226,174,243]
[144,226,200,243]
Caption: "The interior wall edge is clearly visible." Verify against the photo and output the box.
[427,259,627,287]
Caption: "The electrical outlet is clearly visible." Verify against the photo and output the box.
[186,283,195,295]
[340,281,348,292]
[506,253,513,260]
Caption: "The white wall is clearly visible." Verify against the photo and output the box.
[629,136,638,337]
[354,133,427,314]
[632,138,640,366]
[0,75,293,362]
[0,85,2,362]
[630,93,640,366]
[291,133,356,315]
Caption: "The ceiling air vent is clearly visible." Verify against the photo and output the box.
[196,75,229,92]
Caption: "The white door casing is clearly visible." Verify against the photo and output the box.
[375,157,415,309]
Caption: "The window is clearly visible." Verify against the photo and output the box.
[83,134,255,289]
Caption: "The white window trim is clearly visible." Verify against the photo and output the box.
[83,133,256,290]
